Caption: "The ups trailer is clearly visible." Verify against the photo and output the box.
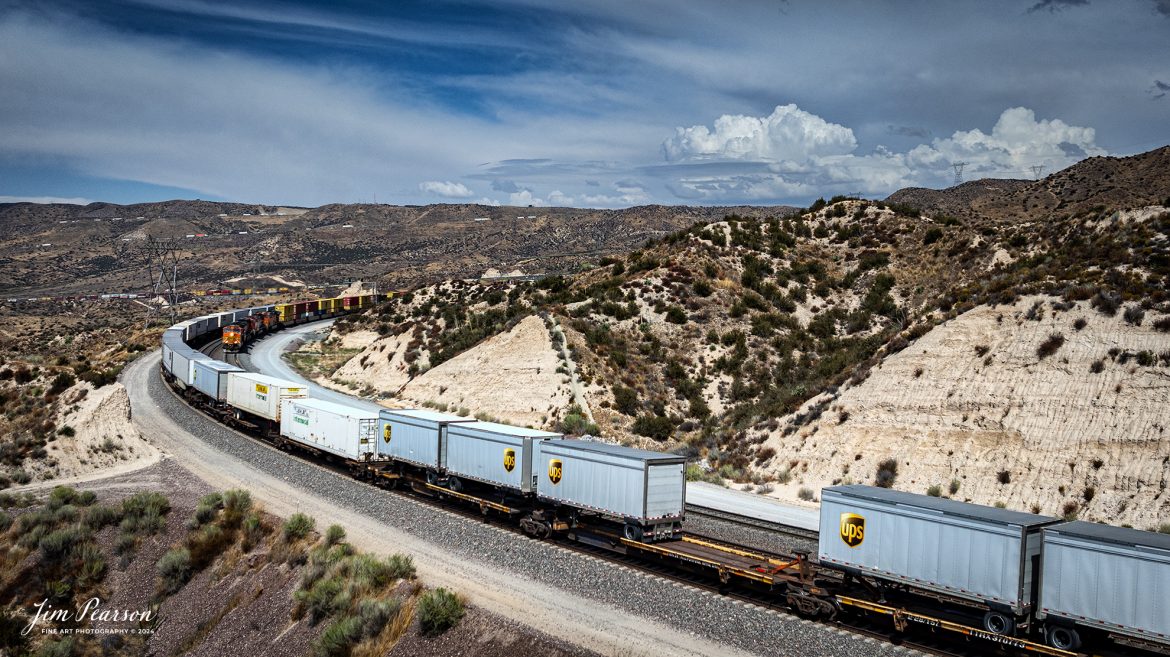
[819,485,1059,635]
[280,397,380,462]
[1037,521,1170,652]
[376,409,475,472]
[225,372,308,423]
[532,439,686,541]
[444,421,561,493]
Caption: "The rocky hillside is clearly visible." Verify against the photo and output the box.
[888,145,1170,223]
[0,201,795,297]
[315,155,1170,526]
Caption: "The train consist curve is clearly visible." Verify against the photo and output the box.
[160,297,1170,657]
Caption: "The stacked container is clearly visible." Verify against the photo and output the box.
[191,359,244,402]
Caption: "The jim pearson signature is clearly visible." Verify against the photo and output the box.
[22,598,155,636]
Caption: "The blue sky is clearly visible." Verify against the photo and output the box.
[1,0,1167,207]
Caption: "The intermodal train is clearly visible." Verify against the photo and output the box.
[159,300,1169,657]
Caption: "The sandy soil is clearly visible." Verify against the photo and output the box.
[757,295,1170,528]
[34,381,160,483]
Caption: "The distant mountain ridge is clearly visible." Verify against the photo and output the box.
[887,145,1170,221]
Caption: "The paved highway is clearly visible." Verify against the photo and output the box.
[246,321,821,533]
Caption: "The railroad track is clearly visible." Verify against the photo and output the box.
[685,503,819,542]
[162,368,980,657]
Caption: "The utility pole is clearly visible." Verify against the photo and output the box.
[952,162,968,186]
[1030,164,1045,180]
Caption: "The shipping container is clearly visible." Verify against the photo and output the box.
[819,486,1058,616]
[280,398,380,461]
[445,421,561,492]
[191,359,243,402]
[1038,522,1170,648]
[533,439,686,533]
[376,409,474,470]
[226,372,308,422]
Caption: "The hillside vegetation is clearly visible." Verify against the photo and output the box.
[321,148,1170,526]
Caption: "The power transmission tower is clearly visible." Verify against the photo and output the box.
[952,162,968,185]
[141,236,181,328]
[1030,164,1045,180]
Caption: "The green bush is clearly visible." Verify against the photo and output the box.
[418,588,465,637]
[122,492,170,536]
[357,598,400,639]
[284,513,316,541]
[0,511,10,532]
[35,637,76,657]
[39,528,83,561]
[325,524,346,547]
[875,458,898,488]
[80,505,121,531]
[664,306,687,324]
[385,553,416,580]
[75,543,107,587]
[314,616,363,657]
[297,576,343,624]
[923,227,943,245]
[157,547,192,595]
[242,513,265,552]
[631,415,675,441]
[926,485,942,497]
[611,385,639,416]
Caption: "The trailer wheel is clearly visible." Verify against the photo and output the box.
[1046,625,1081,651]
[982,611,1015,636]
[448,476,463,493]
[623,523,644,542]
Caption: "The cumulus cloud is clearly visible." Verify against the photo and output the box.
[508,189,546,206]
[904,106,1105,175]
[419,180,474,198]
[662,104,856,162]
[653,105,1105,202]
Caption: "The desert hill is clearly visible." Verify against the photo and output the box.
[312,148,1170,527]
[887,145,1170,223]
[0,202,795,297]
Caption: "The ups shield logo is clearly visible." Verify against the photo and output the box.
[383,424,392,443]
[840,513,865,548]
[548,459,562,485]
[503,448,516,473]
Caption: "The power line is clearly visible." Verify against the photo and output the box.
[1030,164,1046,180]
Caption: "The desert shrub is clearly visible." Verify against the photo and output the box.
[1072,317,1087,331]
[948,479,960,495]
[384,553,416,580]
[325,524,346,547]
[0,512,10,532]
[1154,316,1170,332]
[1158,523,1170,534]
[1090,359,1105,373]
[1123,305,1145,326]
[35,637,75,657]
[1036,333,1064,359]
[797,487,816,501]
[121,492,170,536]
[75,543,107,587]
[75,491,96,506]
[1062,501,1079,521]
[1083,486,1096,503]
[631,415,675,441]
[357,597,400,639]
[1090,290,1120,316]
[875,458,898,488]
[923,227,943,245]
[56,426,75,437]
[418,588,465,637]
[692,279,713,297]
[926,485,942,497]
[39,527,82,560]
[157,547,192,595]
[997,470,1012,484]
[315,616,362,657]
[222,489,252,523]
[48,372,75,396]
[80,505,121,531]
[241,513,265,552]
[611,385,639,416]
[297,576,343,625]
[284,513,316,541]
[664,306,687,324]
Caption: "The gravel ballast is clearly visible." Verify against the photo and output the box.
[147,367,915,657]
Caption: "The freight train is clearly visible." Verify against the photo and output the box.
[159,300,1170,657]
